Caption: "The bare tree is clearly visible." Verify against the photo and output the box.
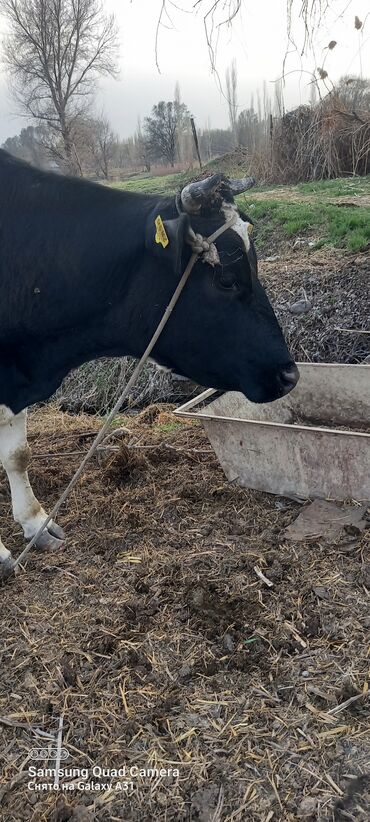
[262,80,272,143]
[0,0,118,174]
[66,115,118,179]
[225,59,238,145]
[237,107,260,151]
[155,1,242,74]
[135,117,151,172]
[2,123,54,167]
[198,127,234,159]
[144,100,189,167]
[274,77,284,118]
[84,116,117,180]
[174,81,185,163]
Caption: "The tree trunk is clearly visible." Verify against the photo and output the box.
[60,115,81,176]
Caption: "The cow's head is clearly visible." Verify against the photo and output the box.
[144,173,299,403]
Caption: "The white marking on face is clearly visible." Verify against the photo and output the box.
[221,201,251,251]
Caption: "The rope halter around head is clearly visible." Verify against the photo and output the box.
[187,215,239,265]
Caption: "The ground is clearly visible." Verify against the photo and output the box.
[0,168,369,820]
[260,247,369,364]
[0,403,369,822]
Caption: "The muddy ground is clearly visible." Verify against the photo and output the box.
[261,247,369,365]
[0,249,369,822]
[0,405,369,822]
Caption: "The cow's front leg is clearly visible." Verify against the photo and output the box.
[0,538,14,576]
[0,408,65,552]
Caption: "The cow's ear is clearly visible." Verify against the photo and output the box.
[146,212,190,275]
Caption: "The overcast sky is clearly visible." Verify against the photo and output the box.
[0,0,369,143]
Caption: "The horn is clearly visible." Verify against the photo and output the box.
[180,174,223,214]
[228,176,256,194]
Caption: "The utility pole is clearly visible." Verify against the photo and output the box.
[190,116,202,170]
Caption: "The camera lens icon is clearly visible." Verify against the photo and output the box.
[29,747,69,760]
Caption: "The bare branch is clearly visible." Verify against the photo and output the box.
[0,0,119,173]
[154,1,348,80]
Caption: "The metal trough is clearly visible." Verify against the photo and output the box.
[175,363,370,501]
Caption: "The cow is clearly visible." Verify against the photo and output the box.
[0,150,299,574]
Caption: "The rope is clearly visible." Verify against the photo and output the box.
[10,214,237,573]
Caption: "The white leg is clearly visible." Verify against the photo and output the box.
[0,405,16,573]
[0,540,13,578]
[0,539,12,569]
[0,406,65,554]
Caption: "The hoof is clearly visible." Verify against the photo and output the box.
[0,557,16,580]
[35,528,65,552]
[48,521,66,541]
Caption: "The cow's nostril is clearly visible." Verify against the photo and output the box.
[281,365,299,384]
[278,364,300,394]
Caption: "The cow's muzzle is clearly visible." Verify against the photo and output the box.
[277,363,300,396]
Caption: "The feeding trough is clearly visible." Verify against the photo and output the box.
[175,363,370,501]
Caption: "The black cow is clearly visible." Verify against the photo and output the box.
[0,150,298,573]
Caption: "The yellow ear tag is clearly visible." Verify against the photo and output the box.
[155,215,169,248]
[247,222,254,236]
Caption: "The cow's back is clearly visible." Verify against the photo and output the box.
[0,151,152,337]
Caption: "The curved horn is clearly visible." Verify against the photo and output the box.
[180,174,223,214]
[228,175,256,194]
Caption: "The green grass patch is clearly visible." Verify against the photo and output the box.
[296,175,370,198]
[238,196,370,252]
[156,421,185,433]
[111,171,191,197]
[110,172,369,252]
[109,414,131,428]
[111,174,177,196]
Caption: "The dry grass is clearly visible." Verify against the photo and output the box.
[55,359,198,415]
[0,404,369,821]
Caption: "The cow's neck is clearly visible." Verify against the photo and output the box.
[3,286,165,414]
